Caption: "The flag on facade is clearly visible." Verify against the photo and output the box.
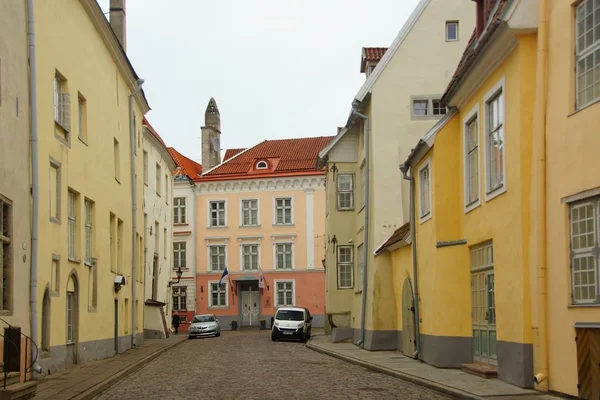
[219,266,229,286]
[258,265,265,289]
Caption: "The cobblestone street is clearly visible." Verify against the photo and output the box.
[94,331,454,400]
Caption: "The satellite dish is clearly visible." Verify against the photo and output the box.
[210,137,220,153]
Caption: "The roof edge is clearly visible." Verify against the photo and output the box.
[403,108,457,168]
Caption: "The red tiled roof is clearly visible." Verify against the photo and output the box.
[201,136,334,180]
[168,147,202,179]
[441,0,509,104]
[143,117,168,148]
[361,47,388,72]
[223,148,246,161]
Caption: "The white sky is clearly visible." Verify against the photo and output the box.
[97,0,421,163]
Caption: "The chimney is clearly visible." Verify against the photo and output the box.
[473,0,484,37]
[109,0,127,51]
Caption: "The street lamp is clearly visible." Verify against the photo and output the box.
[168,267,183,286]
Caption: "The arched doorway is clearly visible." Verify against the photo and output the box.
[66,273,79,368]
[401,278,417,357]
[41,287,50,351]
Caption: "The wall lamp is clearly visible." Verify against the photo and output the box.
[168,267,183,287]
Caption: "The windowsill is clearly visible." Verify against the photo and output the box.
[88,306,97,313]
[485,184,507,202]
[50,217,60,224]
[568,303,600,308]
[209,270,226,274]
[156,193,161,197]
[240,224,261,228]
[358,206,365,214]
[174,223,189,227]
[208,306,228,310]
[115,177,121,184]
[445,38,459,42]
[275,268,294,272]
[411,114,444,121]
[174,267,190,271]
[355,289,363,294]
[68,258,81,264]
[144,182,148,187]
[464,200,481,214]
[569,97,600,117]
[0,310,13,317]
[78,136,88,146]
[84,261,94,267]
[207,225,228,229]
[419,212,432,224]
[337,287,354,290]
[273,224,295,227]
[337,208,355,212]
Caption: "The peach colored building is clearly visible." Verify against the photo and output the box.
[192,135,331,329]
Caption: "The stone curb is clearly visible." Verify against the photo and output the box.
[71,338,187,400]
[306,339,482,400]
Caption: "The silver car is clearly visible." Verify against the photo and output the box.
[188,314,221,339]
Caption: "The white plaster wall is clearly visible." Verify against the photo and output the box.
[172,180,196,313]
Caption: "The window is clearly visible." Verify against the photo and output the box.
[49,160,61,222]
[275,281,294,307]
[156,164,161,196]
[210,282,227,307]
[432,99,447,116]
[357,244,364,292]
[256,161,268,169]
[117,219,123,273]
[114,138,120,182]
[570,198,600,304]
[174,197,186,224]
[242,244,259,270]
[0,196,12,312]
[173,242,186,269]
[275,243,293,270]
[66,292,74,343]
[337,174,354,210]
[209,245,226,271]
[576,0,600,109]
[275,198,292,225]
[172,286,187,310]
[78,93,87,142]
[154,222,159,254]
[465,115,479,206]
[84,199,93,265]
[412,99,429,116]
[360,164,366,208]
[165,174,169,204]
[337,246,353,289]
[163,228,167,258]
[485,88,505,194]
[242,199,258,226]
[110,213,116,272]
[419,162,431,220]
[67,191,77,260]
[143,151,148,186]
[209,201,226,227]
[446,21,459,41]
[54,73,70,141]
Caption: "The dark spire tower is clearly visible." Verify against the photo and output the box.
[201,98,222,171]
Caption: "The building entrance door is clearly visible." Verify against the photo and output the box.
[401,278,416,357]
[241,291,260,326]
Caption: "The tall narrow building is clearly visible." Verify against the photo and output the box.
[201,98,222,171]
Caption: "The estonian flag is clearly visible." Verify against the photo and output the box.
[219,267,229,286]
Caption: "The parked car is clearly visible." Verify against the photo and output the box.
[271,307,312,342]
[188,314,221,339]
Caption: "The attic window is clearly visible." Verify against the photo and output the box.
[256,161,268,169]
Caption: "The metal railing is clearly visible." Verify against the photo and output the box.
[0,318,39,389]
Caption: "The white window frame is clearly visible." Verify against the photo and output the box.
[240,243,260,271]
[446,21,459,41]
[337,245,354,289]
[274,279,295,307]
[208,245,227,272]
[274,242,294,270]
[256,160,268,169]
[463,105,481,213]
[360,163,366,209]
[208,200,227,228]
[84,199,93,265]
[156,163,161,197]
[411,96,446,119]
[209,280,229,308]
[173,241,187,269]
[483,77,507,201]
[337,174,354,211]
[172,285,187,311]
[418,158,432,223]
[142,151,148,186]
[357,244,364,292]
[575,0,600,110]
[240,198,260,227]
[273,197,293,225]
[68,191,77,261]
[174,197,186,224]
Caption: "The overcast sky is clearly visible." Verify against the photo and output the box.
[98,0,420,163]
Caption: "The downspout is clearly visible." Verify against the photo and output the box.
[532,0,549,389]
[400,163,421,359]
[27,0,42,375]
[351,100,370,348]
[129,79,144,348]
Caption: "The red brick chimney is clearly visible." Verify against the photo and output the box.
[473,0,485,37]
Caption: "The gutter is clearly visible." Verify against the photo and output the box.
[350,100,370,348]
[27,0,42,375]
[400,162,421,359]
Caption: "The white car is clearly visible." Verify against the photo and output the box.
[271,307,313,342]
[188,314,221,339]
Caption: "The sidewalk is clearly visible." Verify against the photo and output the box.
[307,334,560,400]
[34,335,187,400]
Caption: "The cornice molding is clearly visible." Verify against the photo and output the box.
[196,176,325,194]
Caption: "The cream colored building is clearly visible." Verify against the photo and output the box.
[142,119,176,339]
[317,0,475,350]
[34,0,148,372]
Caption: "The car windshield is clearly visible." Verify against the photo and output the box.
[192,315,215,323]
[276,310,304,321]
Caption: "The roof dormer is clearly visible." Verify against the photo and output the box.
[361,47,388,78]
[255,160,268,170]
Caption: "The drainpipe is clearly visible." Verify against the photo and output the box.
[27,0,42,375]
[351,100,370,348]
[532,0,549,389]
[129,79,144,348]
[400,163,421,359]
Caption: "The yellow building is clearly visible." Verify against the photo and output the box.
[33,0,148,372]
[399,0,539,389]
[542,0,600,397]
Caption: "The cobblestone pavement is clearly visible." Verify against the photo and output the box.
[95,331,454,400]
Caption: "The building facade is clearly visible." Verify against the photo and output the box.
[168,147,203,333]
[142,119,176,339]
[316,0,475,350]
[34,0,148,372]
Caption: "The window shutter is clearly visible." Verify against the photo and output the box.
[61,93,71,132]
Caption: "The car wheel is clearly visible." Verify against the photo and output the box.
[215,331,221,337]
[188,336,193,340]
[300,332,307,343]
[271,333,277,341]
